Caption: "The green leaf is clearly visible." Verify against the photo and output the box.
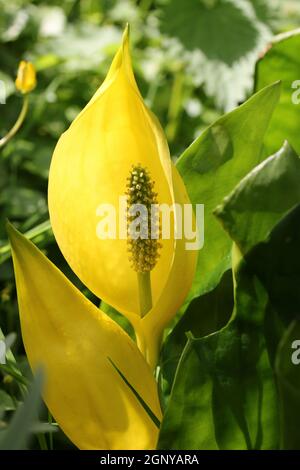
[242,202,300,449]
[247,203,300,334]
[234,201,300,449]
[0,390,16,412]
[177,81,280,305]
[250,0,277,25]
[158,142,300,450]
[160,0,259,61]
[255,30,300,156]
[0,328,27,390]
[0,187,47,219]
[0,219,52,264]
[160,269,233,399]
[159,0,272,110]
[158,264,279,449]
[0,328,16,364]
[214,141,300,256]
[0,369,44,450]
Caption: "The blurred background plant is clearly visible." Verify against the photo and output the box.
[0,0,300,449]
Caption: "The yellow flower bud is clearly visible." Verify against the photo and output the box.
[3,374,13,385]
[15,61,36,94]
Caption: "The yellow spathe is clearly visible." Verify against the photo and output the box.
[48,26,197,327]
[7,222,162,450]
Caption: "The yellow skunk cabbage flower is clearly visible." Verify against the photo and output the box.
[48,26,197,367]
[7,222,162,450]
[8,26,198,450]
[15,60,36,94]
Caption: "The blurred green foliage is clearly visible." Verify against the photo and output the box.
[1,0,300,449]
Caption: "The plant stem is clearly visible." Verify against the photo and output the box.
[0,94,29,149]
[146,333,162,372]
[48,411,54,450]
[137,271,152,318]
[37,433,48,451]
[133,322,162,372]
[166,70,184,143]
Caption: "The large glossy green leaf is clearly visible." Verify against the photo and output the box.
[158,142,300,450]
[160,270,233,399]
[177,81,280,305]
[158,267,279,450]
[160,0,260,60]
[255,30,300,155]
[248,203,300,331]
[214,141,300,256]
[236,202,300,449]
[215,140,300,363]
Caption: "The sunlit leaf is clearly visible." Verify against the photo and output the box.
[177,82,280,306]
[160,0,272,110]
[255,30,300,155]
[158,142,300,450]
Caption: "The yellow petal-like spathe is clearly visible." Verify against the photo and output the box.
[15,61,36,94]
[48,27,179,318]
[8,223,162,450]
